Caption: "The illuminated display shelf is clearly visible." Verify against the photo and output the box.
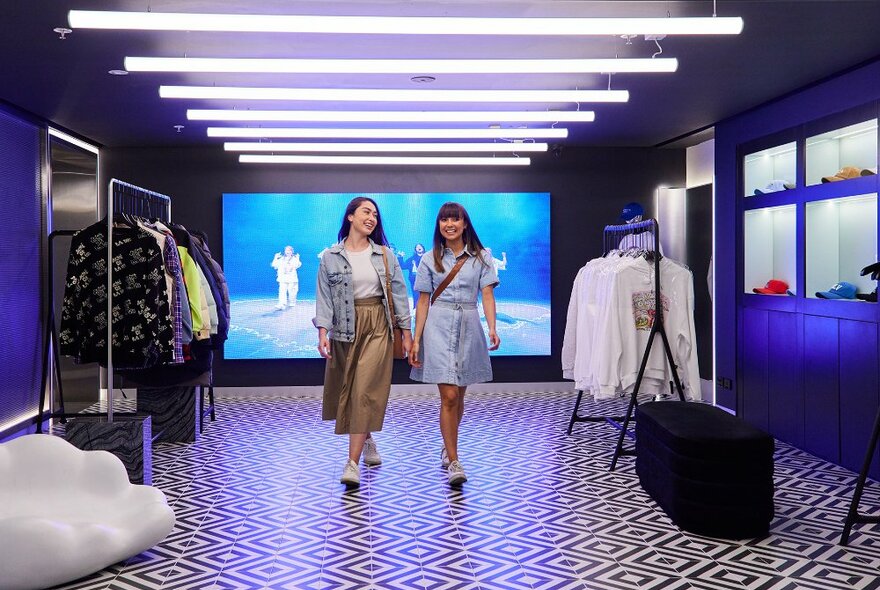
[743,142,796,198]
[806,119,878,187]
[805,193,878,300]
[743,205,796,295]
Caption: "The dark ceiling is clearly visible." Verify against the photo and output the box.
[4,0,880,150]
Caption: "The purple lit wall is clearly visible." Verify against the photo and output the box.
[715,57,880,479]
[0,105,42,437]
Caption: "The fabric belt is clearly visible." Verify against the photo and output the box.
[432,301,477,310]
[354,296,384,305]
[431,301,478,370]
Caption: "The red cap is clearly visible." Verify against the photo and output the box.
[753,279,788,295]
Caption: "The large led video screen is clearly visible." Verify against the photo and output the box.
[222,192,550,359]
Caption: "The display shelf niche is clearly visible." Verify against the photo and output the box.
[744,205,797,295]
[806,193,878,299]
[806,119,878,186]
[743,142,796,198]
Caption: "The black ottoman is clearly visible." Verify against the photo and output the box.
[635,401,775,539]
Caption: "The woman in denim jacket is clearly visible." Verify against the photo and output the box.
[313,197,412,487]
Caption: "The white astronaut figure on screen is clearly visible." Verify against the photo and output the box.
[271,245,302,310]
[486,247,508,274]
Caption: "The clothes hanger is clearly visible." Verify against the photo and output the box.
[859,261,880,280]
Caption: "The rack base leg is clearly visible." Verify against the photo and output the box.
[567,390,585,435]
[840,406,880,545]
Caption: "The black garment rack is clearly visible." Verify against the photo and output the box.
[37,179,194,430]
[840,404,880,544]
[566,219,687,470]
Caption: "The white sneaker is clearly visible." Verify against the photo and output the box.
[447,460,467,486]
[363,437,382,466]
[340,459,360,487]
[441,446,450,468]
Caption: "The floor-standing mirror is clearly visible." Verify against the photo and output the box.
[47,129,99,415]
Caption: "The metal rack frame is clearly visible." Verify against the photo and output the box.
[566,218,687,470]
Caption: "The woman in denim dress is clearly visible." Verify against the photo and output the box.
[409,202,500,485]
[314,197,412,488]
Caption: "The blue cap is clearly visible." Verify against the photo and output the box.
[620,202,644,222]
[816,281,858,300]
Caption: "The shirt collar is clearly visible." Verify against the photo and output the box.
[331,238,383,254]
[444,245,475,258]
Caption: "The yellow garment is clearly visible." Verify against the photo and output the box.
[177,245,205,333]
[193,263,212,340]
[195,263,219,335]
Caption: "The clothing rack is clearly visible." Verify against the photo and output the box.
[566,218,687,470]
[105,180,171,422]
[840,404,880,544]
[37,180,171,430]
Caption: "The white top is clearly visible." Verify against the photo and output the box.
[562,254,700,401]
[347,247,383,299]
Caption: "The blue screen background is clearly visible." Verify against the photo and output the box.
[222,192,551,358]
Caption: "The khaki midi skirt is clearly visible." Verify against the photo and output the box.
[322,297,393,434]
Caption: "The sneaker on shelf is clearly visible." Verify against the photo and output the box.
[440,446,450,468]
[447,460,467,486]
[340,459,360,487]
[363,437,382,466]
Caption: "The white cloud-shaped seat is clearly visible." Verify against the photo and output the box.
[0,434,175,590]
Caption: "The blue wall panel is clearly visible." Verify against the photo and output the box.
[768,311,803,448]
[0,107,42,436]
[803,315,840,464]
[839,320,880,480]
[741,308,769,431]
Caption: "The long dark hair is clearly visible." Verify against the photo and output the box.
[337,196,389,246]
[432,201,486,272]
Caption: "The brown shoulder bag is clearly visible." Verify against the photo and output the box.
[381,248,407,359]
[431,254,469,305]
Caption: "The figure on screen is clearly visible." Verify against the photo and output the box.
[409,201,500,487]
[485,247,508,273]
[313,196,412,489]
[271,245,302,310]
[389,243,407,273]
[405,243,426,308]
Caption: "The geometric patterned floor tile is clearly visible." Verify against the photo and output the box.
[48,390,880,590]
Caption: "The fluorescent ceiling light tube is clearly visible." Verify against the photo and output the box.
[48,127,100,154]
[163,86,628,103]
[208,127,569,139]
[128,57,677,74]
[239,154,531,166]
[70,11,743,35]
[224,141,548,153]
[189,109,595,123]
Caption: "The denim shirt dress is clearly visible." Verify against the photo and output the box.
[410,247,499,386]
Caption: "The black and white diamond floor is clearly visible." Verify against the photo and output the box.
[50,390,880,590]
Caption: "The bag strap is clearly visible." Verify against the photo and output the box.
[431,254,469,305]
[381,247,398,327]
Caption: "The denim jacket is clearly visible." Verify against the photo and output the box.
[312,240,412,342]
